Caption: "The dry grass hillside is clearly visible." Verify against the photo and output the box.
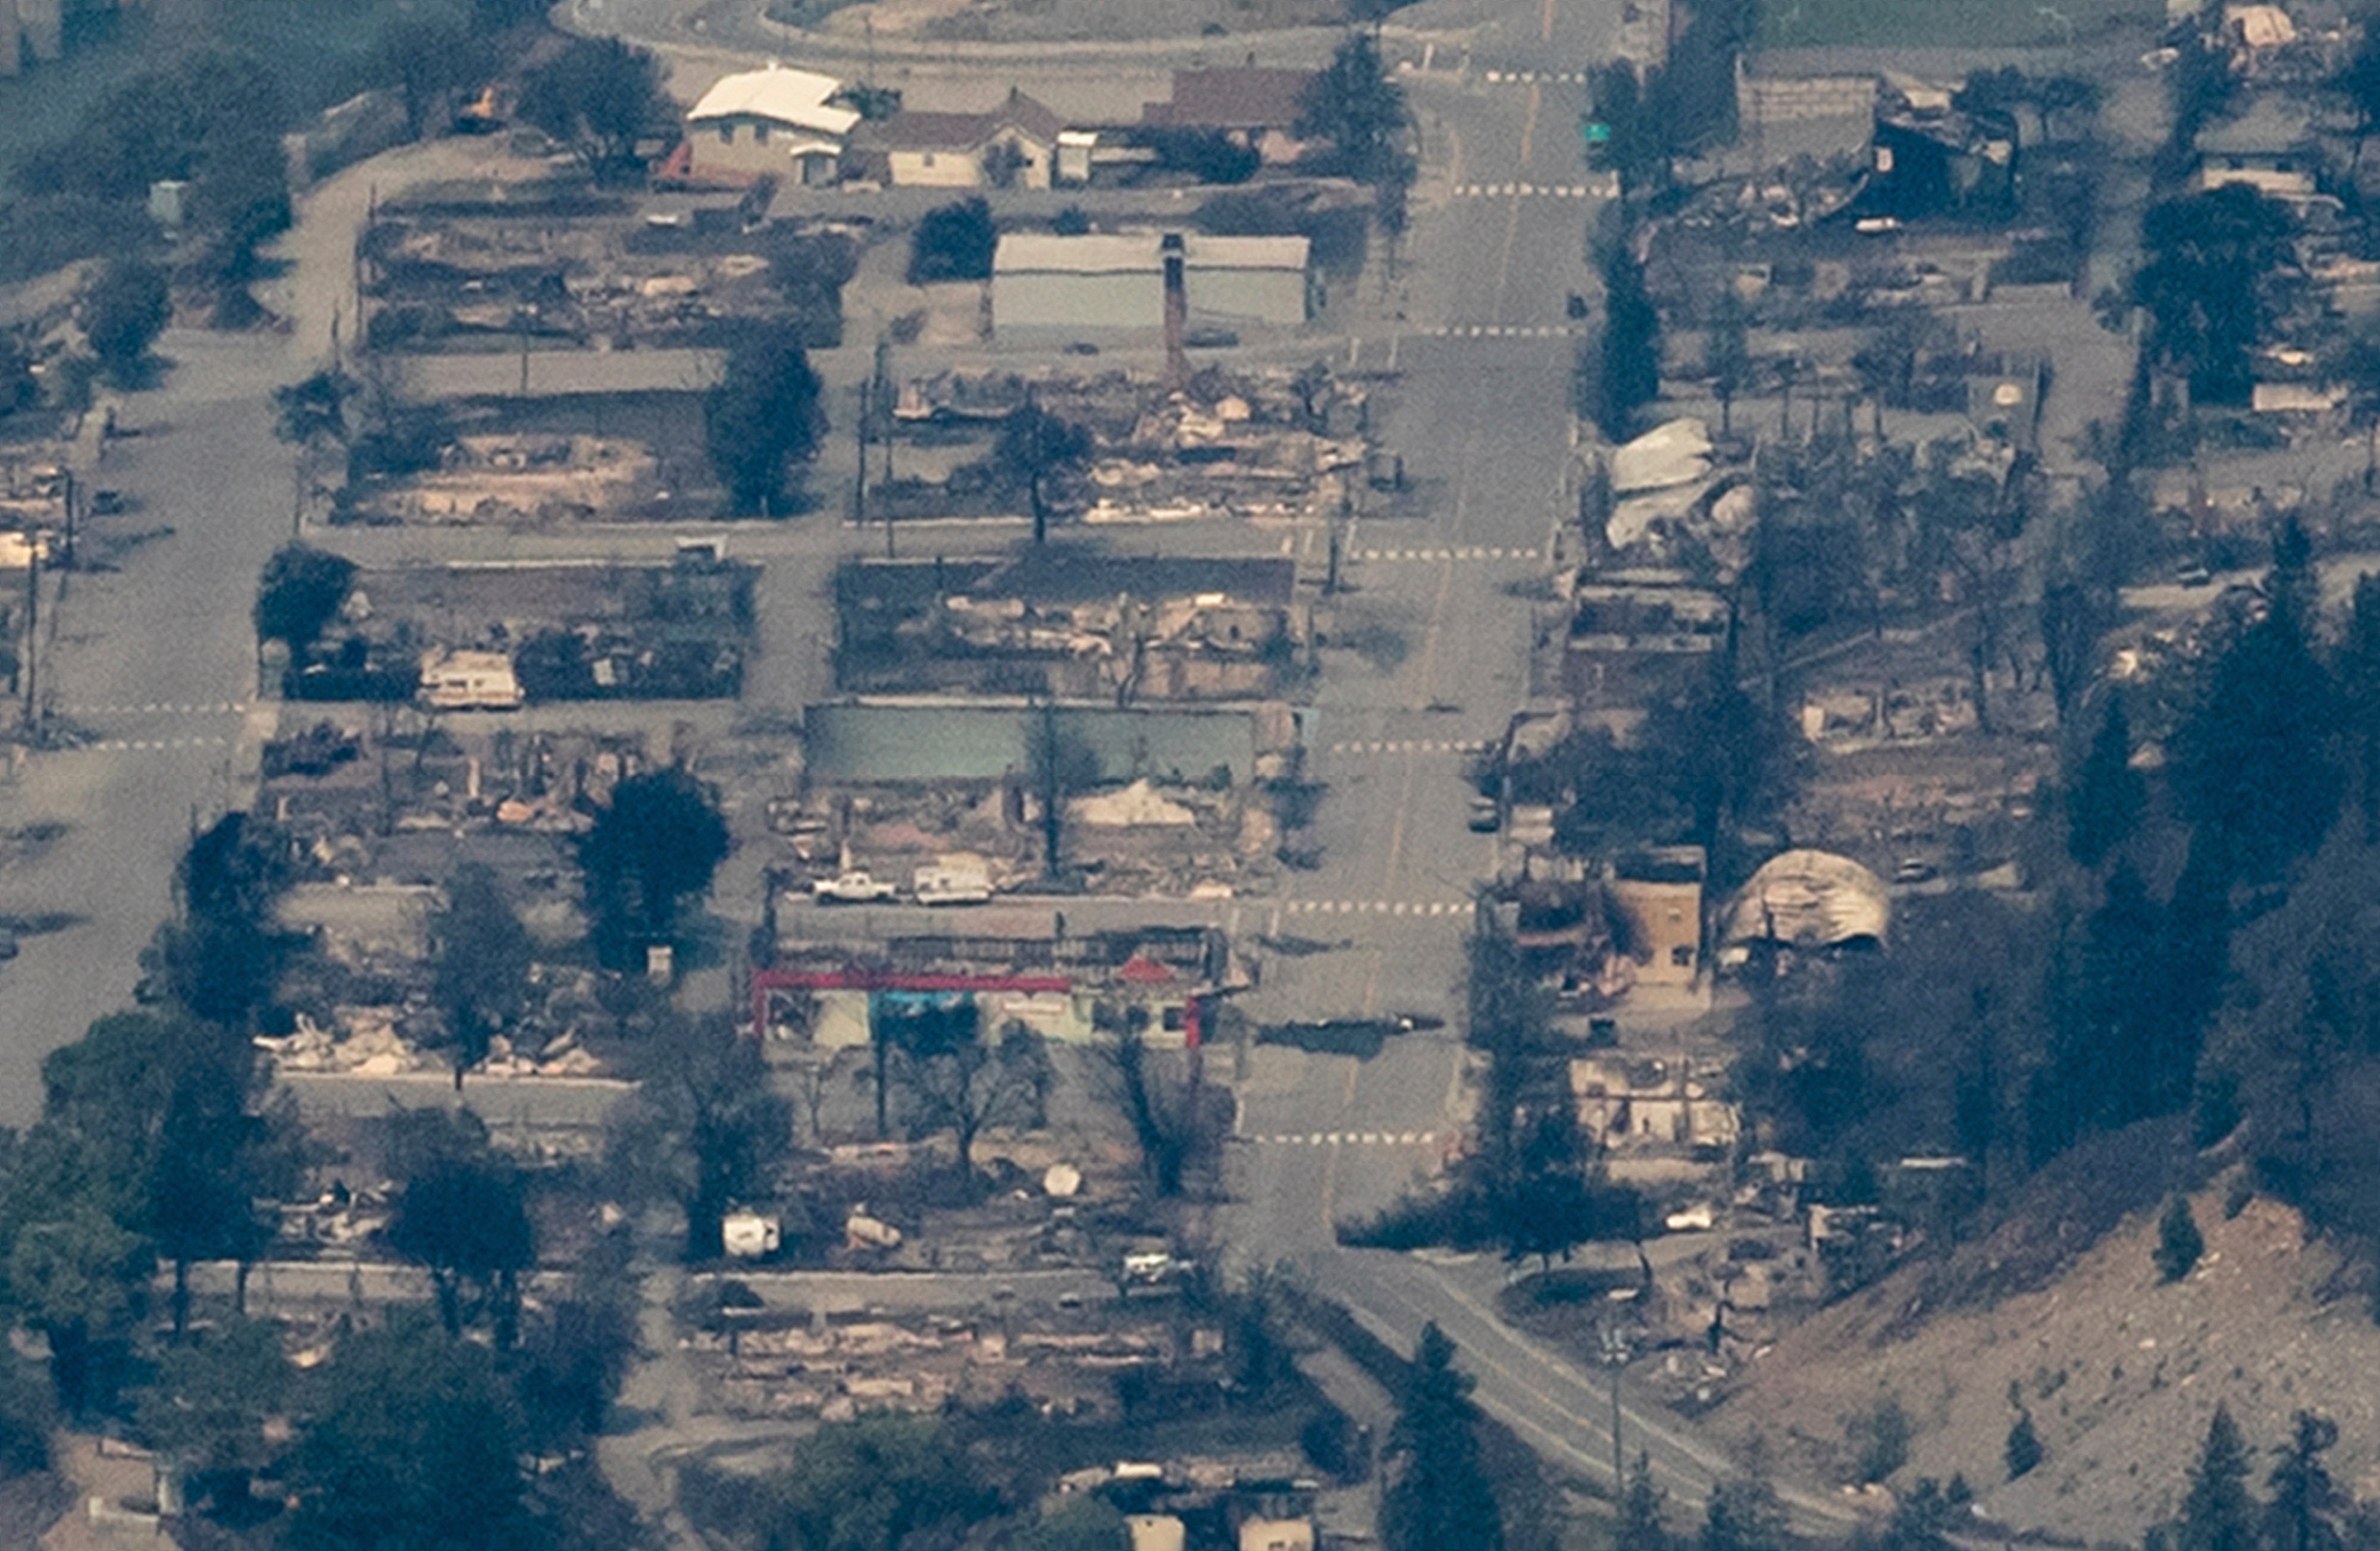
[1706,1165,2380,1544]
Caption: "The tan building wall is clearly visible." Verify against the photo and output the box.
[687,116,838,184]
[887,134,1053,190]
[1609,876,1701,985]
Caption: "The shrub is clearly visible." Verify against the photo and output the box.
[907,198,996,284]
[1847,1396,1912,1484]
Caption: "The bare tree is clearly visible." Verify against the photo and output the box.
[890,1022,1053,1173]
[1100,1022,1215,1197]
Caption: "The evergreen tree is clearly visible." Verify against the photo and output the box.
[2156,1194,2205,1282]
[2334,574,2380,842]
[2266,1411,2345,1551]
[1700,1475,1785,1551]
[2068,692,2146,868]
[2170,535,2343,884]
[2177,1405,2257,1551]
[1618,1452,1671,1551]
[2005,1410,2043,1480]
[1380,1324,1503,1551]
[1598,242,1661,443]
[704,321,823,516]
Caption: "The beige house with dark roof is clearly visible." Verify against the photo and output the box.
[854,89,1067,190]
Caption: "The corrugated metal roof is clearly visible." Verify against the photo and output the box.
[687,64,862,137]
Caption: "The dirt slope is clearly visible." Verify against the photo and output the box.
[1706,1180,2380,1544]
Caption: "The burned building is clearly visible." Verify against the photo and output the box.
[833,550,1302,703]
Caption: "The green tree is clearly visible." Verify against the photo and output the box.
[0,331,36,418]
[757,1414,997,1551]
[907,196,997,284]
[2154,1193,2205,1283]
[577,766,730,970]
[518,36,668,179]
[1296,32,1410,184]
[2005,1410,2043,1480]
[1699,1475,1786,1551]
[376,4,494,140]
[283,1314,534,1551]
[1618,1452,1672,1551]
[148,1028,293,1336]
[382,1110,534,1343]
[607,1014,793,1261]
[2168,579,2341,885]
[2177,1405,2258,1551]
[80,258,169,380]
[1589,61,1664,198]
[1847,1396,1912,1484]
[143,810,297,1027]
[1380,1324,1503,1551]
[1640,646,1799,861]
[997,398,1092,544]
[2067,691,2146,869]
[705,320,824,516]
[2134,187,2297,406]
[135,1317,292,1519]
[2267,1412,2345,1551]
[2334,574,2380,842]
[431,863,533,1088]
[253,544,356,658]
[8,1208,150,1416]
[1597,241,1661,442]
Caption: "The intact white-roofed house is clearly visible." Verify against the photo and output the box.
[681,62,862,186]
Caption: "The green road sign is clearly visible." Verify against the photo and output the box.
[1582,120,1612,144]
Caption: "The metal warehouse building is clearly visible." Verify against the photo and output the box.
[991,231,1316,341]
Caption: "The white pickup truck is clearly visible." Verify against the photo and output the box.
[812,870,897,904]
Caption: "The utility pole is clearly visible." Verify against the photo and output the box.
[21,543,37,738]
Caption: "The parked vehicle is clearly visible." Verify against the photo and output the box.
[1467,794,1501,833]
[913,864,992,905]
[812,870,897,904]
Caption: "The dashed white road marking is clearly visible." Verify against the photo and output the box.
[72,736,232,753]
[1454,181,1594,198]
[1479,68,1587,83]
[1323,739,1489,755]
[1351,546,1539,561]
[65,702,246,716]
[1248,1130,1442,1146]
[1279,899,1476,917]
[1420,324,1584,339]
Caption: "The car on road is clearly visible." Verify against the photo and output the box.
[2176,562,2213,588]
[87,490,125,516]
[1892,858,1937,884]
[1183,327,1238,349]
[812,870,897,904]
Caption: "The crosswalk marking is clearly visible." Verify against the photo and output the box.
[65,702,246,716]
[1351,546,1539,562]
[1324,739,1489,756]
[1479,69,1587,84]
[1421,324,1584,339]
[1248,1130,1442,1146]
[1279,899,1476,917]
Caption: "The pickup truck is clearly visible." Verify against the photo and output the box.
[812,870,897,904]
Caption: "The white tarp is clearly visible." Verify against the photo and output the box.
[1609,418,1714,495]
[1721,849,1890,951]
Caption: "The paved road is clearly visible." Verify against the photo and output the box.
[0,334,292,1123]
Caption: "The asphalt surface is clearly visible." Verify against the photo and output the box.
[0,333,291,1123]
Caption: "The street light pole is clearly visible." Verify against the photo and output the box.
[1601,1323,1631,1493]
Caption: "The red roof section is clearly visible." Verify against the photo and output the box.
[1116,954,1178,985]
